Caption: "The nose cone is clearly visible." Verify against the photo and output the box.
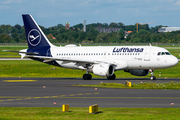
[170,56,179,67]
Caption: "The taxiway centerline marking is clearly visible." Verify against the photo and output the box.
[3,80,37,82]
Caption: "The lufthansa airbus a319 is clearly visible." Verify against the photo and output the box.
[12,14,179,80]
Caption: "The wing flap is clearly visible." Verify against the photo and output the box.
[27,55,96,64]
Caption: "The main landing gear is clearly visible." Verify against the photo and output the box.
[83,73,116,80]
[107,74,116,80]
[150,69,156,80]
[83,74,92,80]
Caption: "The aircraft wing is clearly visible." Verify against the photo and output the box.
[27,55,105,64]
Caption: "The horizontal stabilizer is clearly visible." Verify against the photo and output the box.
[3,50,39,55]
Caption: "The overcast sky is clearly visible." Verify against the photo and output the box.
[1,0,180,28]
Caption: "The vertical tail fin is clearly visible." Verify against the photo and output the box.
[22,14,54,49]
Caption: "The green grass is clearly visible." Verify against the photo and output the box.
[74,81,180,90]
[0,60,180,78]
[0,107,180,120]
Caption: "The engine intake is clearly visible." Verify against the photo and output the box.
[92,63,114,77]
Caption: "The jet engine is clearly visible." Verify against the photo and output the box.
[125,69,149,76]
[92,63,114,77]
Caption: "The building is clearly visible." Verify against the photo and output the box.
[124,31,132,38]
[83,20,86,32]
[158,27,180,32]
[96,27,121,33]
[65,22,70,30]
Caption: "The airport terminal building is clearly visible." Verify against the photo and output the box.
[158,27,180,32]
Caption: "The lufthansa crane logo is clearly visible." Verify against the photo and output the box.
[28,29,41,46]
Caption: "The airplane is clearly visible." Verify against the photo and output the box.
[13,14,179,80]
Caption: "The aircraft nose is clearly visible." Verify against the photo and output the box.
[170,56,179,66]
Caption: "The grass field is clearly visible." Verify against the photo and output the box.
[0,107,180,120]
[0,60,180,78]
[74,81,180,90]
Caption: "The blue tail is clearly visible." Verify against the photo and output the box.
[22,14,54,56]
[22,14,54,49]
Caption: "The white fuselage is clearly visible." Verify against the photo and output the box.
[50,45,178,70]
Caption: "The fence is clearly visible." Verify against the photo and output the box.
[0,43,179,46]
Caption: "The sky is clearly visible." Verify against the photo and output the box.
[1,0,180,28]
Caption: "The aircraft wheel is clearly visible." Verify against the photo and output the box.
[107,74,116,80]
[150,76,156,80]
[83,74,92,80]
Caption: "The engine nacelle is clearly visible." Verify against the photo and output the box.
[125,69,149,76]
[92,63,114,77]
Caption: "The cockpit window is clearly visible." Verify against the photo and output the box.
[157,52,171,56]
[157,52,161,55]
[161,52,165,55]
[165,52,171,55]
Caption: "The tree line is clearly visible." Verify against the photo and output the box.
[0,22,180,43]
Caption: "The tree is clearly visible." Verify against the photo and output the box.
[109,22,119,28]
[118,22,125,30]
[14,24,21,30]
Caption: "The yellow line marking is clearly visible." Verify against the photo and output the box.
[60,95,66,97]
[6,99,14,101]
[3,80,37,82]
[77,94,83,95]
[69,94,75,96]
[33,97,41,99]
[16,99,22,100]
[52,96,58,98]
[94,92,100,94]
[43,96,50,98]
[0,100,4,102]
[25,97,32,99]
[86,93,92,95]
[0,96,25,98]
[54,97,180,99]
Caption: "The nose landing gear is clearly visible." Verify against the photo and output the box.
[150,69,156,80]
